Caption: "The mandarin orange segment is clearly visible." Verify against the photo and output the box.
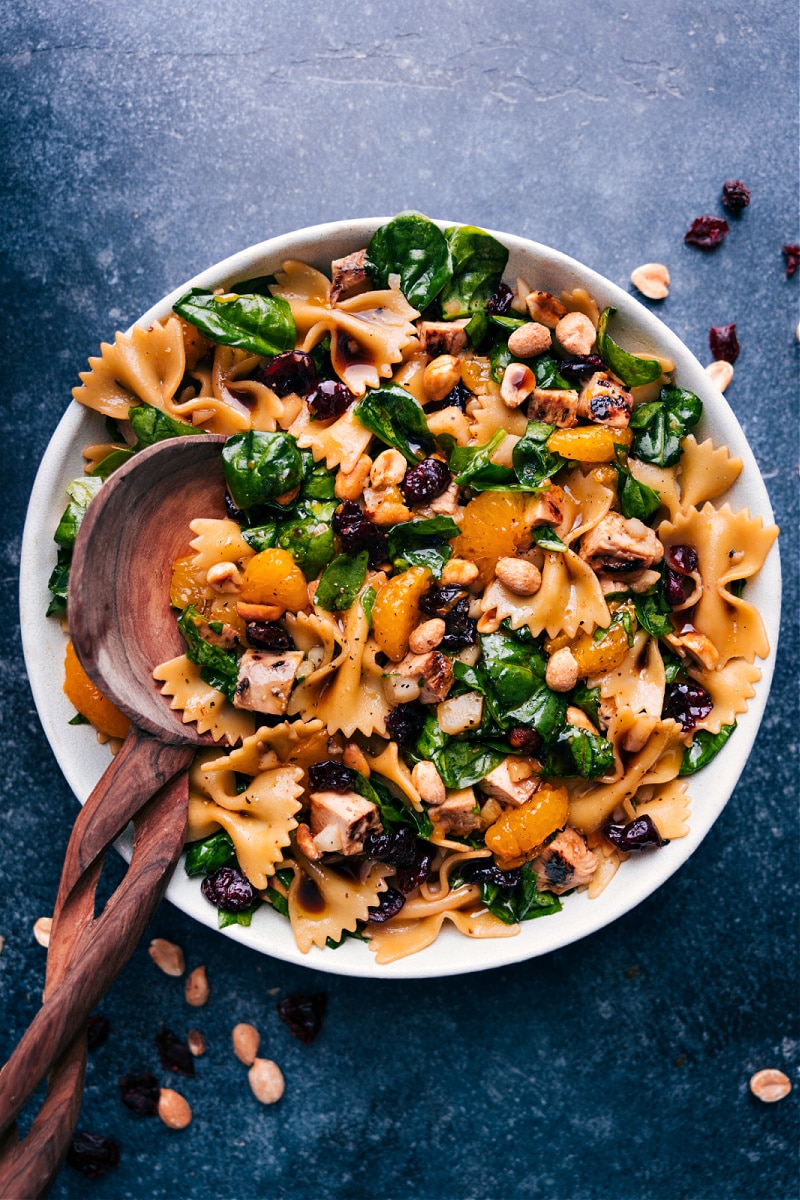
[239,548,308,611]
[551,601,638,677]
[451,491,533,586]
[546,426,632,463]
[484,786,570,861]
[170,554,213,611]
[63,640,131,740]
[372,566,432,662]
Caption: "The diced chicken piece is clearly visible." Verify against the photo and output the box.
[198,620,241,650]
[577,372,633,428]
[527,388,579,428]
[531,827,598,894]
[480,758,541,807]
[437,691,483,735]
[329,249,371,303]
[665,625,719,671]
[310,789,380,855]
[578,512,664,577]
[232,650,304,714]
[417,319,469,357]
[430,788,481,837]
[525,290,567,329]
[426,480,461,516]
[526,483,565,528]
[395,650,454,703]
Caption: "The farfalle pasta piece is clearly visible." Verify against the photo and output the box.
[687,658,761,735]
[288,403,373,474]
[288,853,393,952]
[186,518,254,573]
[364,741,424,812]
[73,318,186,419]
[598,630,666,718]
[569,720,682,833]
[558,467,615,545]
[624,779,691,840]
[659,503,778,666]
[202,718,327,776]
[271,260,419,395]
[586,841,621,899]
[629,459,681,519]
[467,385,528,444]
[366,885,518,964]
[153,654,254,743]
[482,548,610,640]
[677,435,742,512]
[187,757,303,887]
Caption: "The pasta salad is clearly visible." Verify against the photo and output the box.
[52,213,778,964]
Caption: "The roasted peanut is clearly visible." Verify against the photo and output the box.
[705,360,734,392]
[206,561,243,593]
[495,557,542,596]
[232,1022,261,1065]
[555,311,596,357]
[749,1068,792,1103]
[408,618,446,654]
[33,917,52,948]
[630,262,670,300]
[545,647,579,692]
[248,1058,285,1105]
[158,1088,192,1129]
[184,965,210,1008]
[335,454,372,501]
[148,938,185,977]
[441,558,479,586]
[370,449,407,488]
[501,362,535,408]
[411,760,446,805]
[507,322,551,358]
[423,354,461,402]
[187,1029,206,1057]
[525,290,567,328]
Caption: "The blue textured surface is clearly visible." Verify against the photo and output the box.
[1,3,798,1198]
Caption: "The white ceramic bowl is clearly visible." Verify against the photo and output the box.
[19,218,781,979]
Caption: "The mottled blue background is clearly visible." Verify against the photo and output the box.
[1,3,798,1198]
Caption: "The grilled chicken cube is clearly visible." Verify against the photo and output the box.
[232,649,304,714]
[396,650,454,703]
[480,758,541,807]
[577,372,633,428]
[526,483,565,528]
[429,788,481,837]
[310,789,380,855]
[527,387,579,428]
[417,319,469,357]
[329,249,371,303]
[578,512,664,577]
[532,827,598,894]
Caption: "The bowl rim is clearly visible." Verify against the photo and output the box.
[19,216,781,979]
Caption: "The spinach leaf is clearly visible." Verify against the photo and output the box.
[315,552,369,612]
[222,431,304,509]
[360,585,377,627]
[276,500,337,579]
[632,583,674,638]
[263,885,289,918]
[433,740,507,790]
[489,313,527,332]
[513,421,564,489]
[242,522,278,553]
[532,355,572,390]
[174,288,296,357]
[300,452,338,500]
[661,646,686,685]
[177,605,240,700]
[506,684,567,741]
[353,382,437,463]
[596,307,662,387]
[54,476,103,549]
[615,461,662,522]
[218,903,258,929]
[440,225,509,345]
[387,516,459,577]
[355,772,433,837]
[530,525,567,552]
[479,632,547,714]
[449,430,510,488]
[629,386,703,467]
[366,211,452,310]
[569,682,601,728]
[413,713,450,763]
[129,403,199,447]
[91,447,135,480]
[68,712,90,725]
[453,862,562,925]
[184,830,236,877]
[46,549,72,616]
[546,724,615,779]
[728,578,747,599]
[230,273,277,296]
[680,722,737,775]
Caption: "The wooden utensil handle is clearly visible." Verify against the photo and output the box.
[0,729,192,1199]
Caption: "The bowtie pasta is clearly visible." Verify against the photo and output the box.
[54,213,778,964]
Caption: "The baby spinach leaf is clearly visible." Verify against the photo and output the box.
[412,713,450,764]
[530,526,567,552]
[242,522,279,553]
[222,431,304,509]
[174,288,296,358]
[630,386,703,467]
[449,430,510,488]
[569,682,601,729]
[184,830,236,878]
[355,772,433,837]
[300,452,338,501]
[596,307,662,387]
[433,740,507,790]
[263,886,289,918]
[315,552,369,612]
[506,684,567,741]
[615,461,662,522]
[440,225,509,345]
[218,904,258,929]
[129,403,199,447]
[661,646,686,685]
[91,447,135,480]
[46,549,72,615]
[546,724,615,779]
[68,712,90,725]
[387,516,459,576]
[177,604,240,701]
[632,583,674,638]
[513,421,565,489]
[360,585,377,627]
[354,382,437,463]
[366,211,452,310]
[276,500,337,579]
[532,355,572,390]
[679,722,737,775]
[479,632,547,714]
[489,313,527,332]
[456,863,563,925]
[54,476,103,549]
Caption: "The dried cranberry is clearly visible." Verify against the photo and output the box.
[666,545,698,574]
[439,597,478,650]
[556,354,605,379]
[367,886,406,922]
[201,865,255,912]
[426,378,474,414]
[605,814,668,853]
[458,861,522,889]
[684,216,730,250]
[401,458,452,505]
[721,179,751,213]
[662,681,713,732]
[332,501,388,566]
[487,282,514,316]
[709,323,740,364]
[663,545,698,609]
[508,726,543,755]
[86,1013,110,1051]
[663,569,691,608]
[419,585,467,617]
[364,825,417,866]
[119,1070,160,1114]
[384,701,426,749]
[308,378,353,421]
[155,1028,195,1077]
[308,760,357,792]
[276,993,326,1044]
[67,1131,121,1178]
[782,244,800,278]
[225,492,245,522]
[246,621,295,651]
[257,350,317,397]
[395,842,435,894]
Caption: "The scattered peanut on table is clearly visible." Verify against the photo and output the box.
[148,938,185,977]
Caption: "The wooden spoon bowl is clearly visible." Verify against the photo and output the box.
[0,433,229,1197]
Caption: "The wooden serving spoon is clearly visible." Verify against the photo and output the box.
[0,433,228,1198]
